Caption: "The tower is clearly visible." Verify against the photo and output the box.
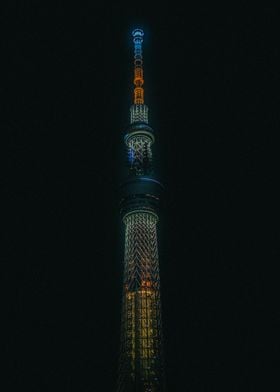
[117,29,166,392]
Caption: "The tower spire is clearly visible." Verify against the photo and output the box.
[132,28,145,104]
[130,29,149,125]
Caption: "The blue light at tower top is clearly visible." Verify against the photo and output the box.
[132,28,144,38]
[132,29,144,64]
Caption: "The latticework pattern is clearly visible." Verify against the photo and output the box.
[130,104,149,124]
[127,135,152,176]
[117,211,165,392]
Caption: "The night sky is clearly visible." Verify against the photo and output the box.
[2,4,278,391]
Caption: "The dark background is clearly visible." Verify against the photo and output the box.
[2,4,278,391]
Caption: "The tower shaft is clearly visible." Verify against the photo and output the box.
[118,29,166,392]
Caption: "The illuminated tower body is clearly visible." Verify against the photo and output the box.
[117,29,166,392]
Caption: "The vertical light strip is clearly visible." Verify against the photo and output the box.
[120,211,163,388]
[132,29,145,105]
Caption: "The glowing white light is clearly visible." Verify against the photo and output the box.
[130,104,149,124]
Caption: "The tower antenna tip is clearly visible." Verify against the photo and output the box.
[132,28,144,38]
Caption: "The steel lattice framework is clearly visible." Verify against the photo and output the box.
[127,135,153,176]
[117,29,166,392]
[118,212,164,391]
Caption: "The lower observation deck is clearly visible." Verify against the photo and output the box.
[124,123,155,145]
[119,176,164,216]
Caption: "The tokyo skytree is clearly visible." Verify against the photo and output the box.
[117,29,166,392]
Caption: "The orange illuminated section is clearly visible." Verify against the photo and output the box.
[125,278,158,380]
[134,66,144,85]
[134,87,144,104]
[132,29,145,105]
[134,67,144,104]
